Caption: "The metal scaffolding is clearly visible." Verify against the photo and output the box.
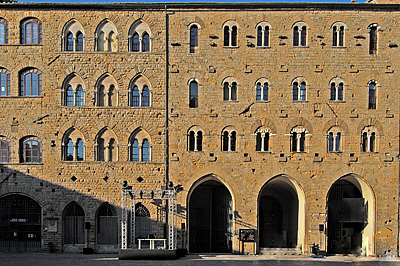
[121,188,177,250]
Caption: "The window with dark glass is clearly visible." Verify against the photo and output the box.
[21,18,41,44]
[362,132,368,152]
[222,131,229,151]
[132,33,140,52]
[256,131,270,152]
[66,139,74,161]
[368,82,376,109]
[223,82,229,101]
[132,86,140,107]
[190,25,198,53]
[369,25,377,55]
[0,139,9,163]
[76,32,83,51]
[21,137,41,163]
[189,131,195,151]
[141,86,150,107]
[76,86,84,106]
[331,82,344,101]
[293,81,306,101]
[142,139,150,162]
[231,82,237,101]
[222,130,236,152]
[189,81,198,108]
[231,26,237,46]
[132,139,139,162]
[224,26,230,46]
[257,25,270,47]
[333,25,345,47]
[20,68,42,96]
[66,86,74,106]
[66,32,74,51]
[0,68,10,96]
[0,18,8,44]
[256,82,268,101]
[142,32,150,52]
[293,26,299,46]
[328,132,341,152]
[77,139,84,161]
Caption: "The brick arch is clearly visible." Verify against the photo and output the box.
[322,118,349,135]
[356,118,383,133]
[250,118,277,134]
[285,117,313,134]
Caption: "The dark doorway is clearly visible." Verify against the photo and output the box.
[189,180,232,253]
[0,194,41,252]
[327,179,366,255]
[259,177,298,248]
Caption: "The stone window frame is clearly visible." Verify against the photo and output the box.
[19,68,42,97]
[0,136,11,163]
[290,126,308,153]
[128,20,152,52]
[255,78,270,102]
[361,126,378,153]
[0,18,9,44]
[128,128,151,162]
[95,19,118,52]
[62,74,85,107]
[62,128,85,162]
[187,125,203,152]
[62,19,85,52]
[188,78,199,108]
[95,128,118,162]
[327,126,342,153]
[20,136,42,164]
[256,22,271,47]
[188,22,201,53]
[95,74,119,107]
[222,20,239,47]
[292,21,308,47]
[222,77,238,102]
[128,75,152,108]
[329,77,345,102]
[292,77,307,102]
[367,23,380,55]
[0,68,10,96]
[331,22,347,48]
[20,17,42,45]
[221,126,237,152]
[255,127,271,152]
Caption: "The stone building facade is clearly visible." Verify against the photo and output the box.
[0,2,399,257]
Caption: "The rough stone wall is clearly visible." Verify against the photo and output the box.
[0,7,167,253]
[167,8,400,256]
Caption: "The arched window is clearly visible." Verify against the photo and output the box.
[76,85,84,106]
[330,78,344,101]
[292,79,307,101]
[97,204,118,245]
[361,127,377,152]
[257,22,270,47]
[293,22,308,47]
[189,24,198,53]
[76,32,84,51]
[129,76,151,107]
[0,68,10,96]
[188,126,203,152]
[62,74,85,106]
[223,21,239,47]
[66,32,74,51]
[62,128,85,161]
[255,128,270,152]
[256,79,269,101]
[222,77,238,101]
[96,75,118,107]
[291,127,307,152]
[332,22,346,47]
[21,18,42,44]
[129,128,151,162]
[0,18,8,44]
[96,128,118,162]
[222,127,237,152]
[189,80,198,108]
[66,86,74,106]
[20,68,42,96]
[327,127,342,152]
[20,136,42,163]
[96,20,118,52]
[368,24,378,55]
[0,136,10,163]
[63,202,85,244]
[135,203,151,240]
[129,20,151,52]
[368,81,376,109]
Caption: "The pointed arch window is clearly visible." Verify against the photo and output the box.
[142,32,150,52]
[129,21,151,52]
[62,129,85,161]
[132,139,139,162]
[129,78,151,108]
[142,139,150,162]
[96,129,118,162]
[66,32,74,51]
[96,75,118,107]
[132,33,140,52]
[76,32,83,51]
[96,21,118,52]
[129,129,151,162]
[132,86,140,107]
[62,20,85,52]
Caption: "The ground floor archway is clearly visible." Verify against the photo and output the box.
[258,176,305,250]
[327,175,375,256]
[0,194,41,252]
[188,179,233,253]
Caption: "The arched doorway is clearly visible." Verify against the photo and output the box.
[327,175,374,256]
[96,203,118,245]
[63,202,85,245]
[0,194,42,252]
[188,179,233,253]
[258,176,305,251]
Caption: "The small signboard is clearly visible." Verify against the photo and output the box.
[239,229,255,242]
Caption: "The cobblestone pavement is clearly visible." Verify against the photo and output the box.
[1,253,400,266]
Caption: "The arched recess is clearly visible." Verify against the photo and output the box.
[0,194,42,252]
[96,203,118,245]
[63,201,85,245]
[326,175,375,256]
[258,175,306,251]
[187,175,234,253]
[95,127,118,162]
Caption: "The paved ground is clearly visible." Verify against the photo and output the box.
[1,253,400,266]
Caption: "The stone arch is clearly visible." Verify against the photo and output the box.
[258,174,306,252]
[250,118,277,134]
[322,118,349,136]
[356,118,383,134]
[285,117,313,135]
